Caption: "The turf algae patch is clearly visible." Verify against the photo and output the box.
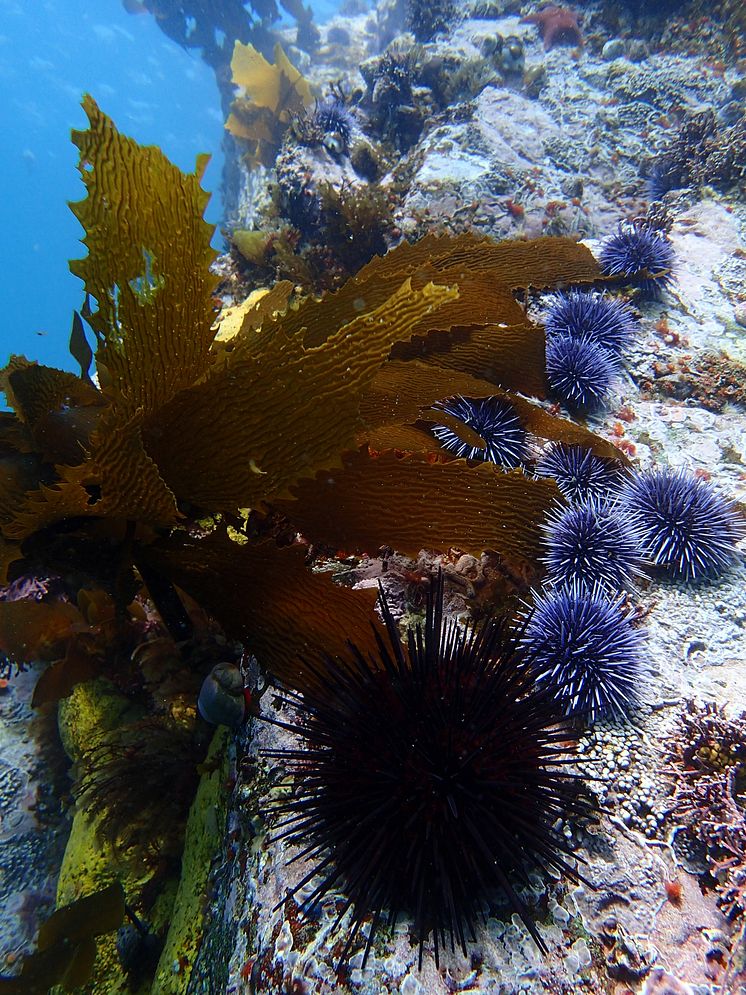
[151,728,230,995]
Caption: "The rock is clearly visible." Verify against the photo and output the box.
[602,38,625,61]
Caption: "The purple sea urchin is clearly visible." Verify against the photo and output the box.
[544,291,637,356]
[312,97,354,154]
[536,444,627,504]
[545,335,617,414]
[431,395,527,467]
[620,468,744,582]
[262,577,593,968]
[599,221,675,296]
[522,581,646,722]
[542,497,644,592]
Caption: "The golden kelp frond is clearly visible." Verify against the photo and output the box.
[358,361,627,464]
[69,95,218,416]
[0,600,85,664]
[213,281,294,346]
[388,321,546,398]
[426,233,603,288]
[0,412,35,455]
[0,356,103,426]
[225,42,313,166]
[360,360,505,432]
[287,232,598,352]
[272,447,561,571]
[4,410,180,541]
[144,531,383,691]
[0,357,106,465]
[283,240,514,349]
[0,883,126,995]
[144,279,458,511]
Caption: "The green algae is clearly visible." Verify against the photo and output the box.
[57,678,140,762]
[53,679,231,994]
[151,727,230,994]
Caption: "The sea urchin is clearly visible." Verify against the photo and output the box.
[599,220,675,296]
[431,394,527,467]
[536,444,627,504]
[542,497,644,592]
[545,335,617,415]
[544,290,638,356]
[262,576,592,968]
[620,467,744,581]
[522,581,646,722]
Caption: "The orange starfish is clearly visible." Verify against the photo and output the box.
[521,5,583,50]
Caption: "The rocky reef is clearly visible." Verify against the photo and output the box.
[1,0,746,990]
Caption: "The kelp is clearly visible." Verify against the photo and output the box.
[143,532,383,690]
[0,98,628,699]
[144,278,458,510]
[225,41,313,166]
[0,882,125,994]
[271,448,560,570]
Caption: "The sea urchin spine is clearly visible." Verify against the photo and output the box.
[522,581,646,722]
[542,496,644,593]
[261,575,593,968]
[620,467,744,581]
[431,394,527,467]
[599,220,675,297]
[536,443,627,504]
[544,290,638,356]
[545,335,617,415]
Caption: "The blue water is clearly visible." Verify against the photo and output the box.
[0,0,336,375]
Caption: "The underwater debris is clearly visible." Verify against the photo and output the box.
[225,41,314,167]
[261,575,595,968]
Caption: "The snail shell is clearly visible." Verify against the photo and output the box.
[198,662,246,728]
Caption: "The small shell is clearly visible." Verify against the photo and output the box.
[198,663,245,728]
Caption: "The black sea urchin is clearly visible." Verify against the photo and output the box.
[620,467,745,582]
[599,221,675,297]
[536,444,626,504]
[545,335,617,414]
[431,394,527,467]
[312,97,354,154]
[262,577,592,968]
[544,291,637,356]
[542,497,644,592]
[522,581,646,722]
